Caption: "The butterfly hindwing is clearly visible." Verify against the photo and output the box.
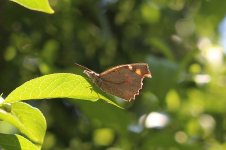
[97,63,151,101]
[97,73,143,101]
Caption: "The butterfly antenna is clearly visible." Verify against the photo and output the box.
[74,63,92,71]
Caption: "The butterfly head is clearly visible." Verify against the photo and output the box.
[84,70,102,85]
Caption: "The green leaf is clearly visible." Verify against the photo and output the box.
[0,102,46,146]
[4,73,120,108]
[0,133,39,150]
[146,56,179,100]
[10,0,54,14]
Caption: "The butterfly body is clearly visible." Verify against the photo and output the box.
[75,63,151,102]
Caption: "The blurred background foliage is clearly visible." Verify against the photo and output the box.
[0,0,226,149]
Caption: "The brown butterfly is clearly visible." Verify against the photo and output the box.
[75,63,152,102]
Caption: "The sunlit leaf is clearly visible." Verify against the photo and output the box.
[0,102,46,146]
[10,0,54,14]
[4,73,120,108]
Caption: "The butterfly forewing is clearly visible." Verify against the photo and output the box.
[100,63,151,82]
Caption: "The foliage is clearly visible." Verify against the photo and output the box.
[0,72,119,149]
[1,0,226,150]
[10,0,53,14]
[4,73,118,106]
[0,102,46,149]
[0,133,39,150]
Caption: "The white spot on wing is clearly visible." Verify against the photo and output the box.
[128,65,133,70]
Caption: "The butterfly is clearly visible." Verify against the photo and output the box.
[75,63,152,102]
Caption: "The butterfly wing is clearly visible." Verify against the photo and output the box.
[98,63,151,101]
